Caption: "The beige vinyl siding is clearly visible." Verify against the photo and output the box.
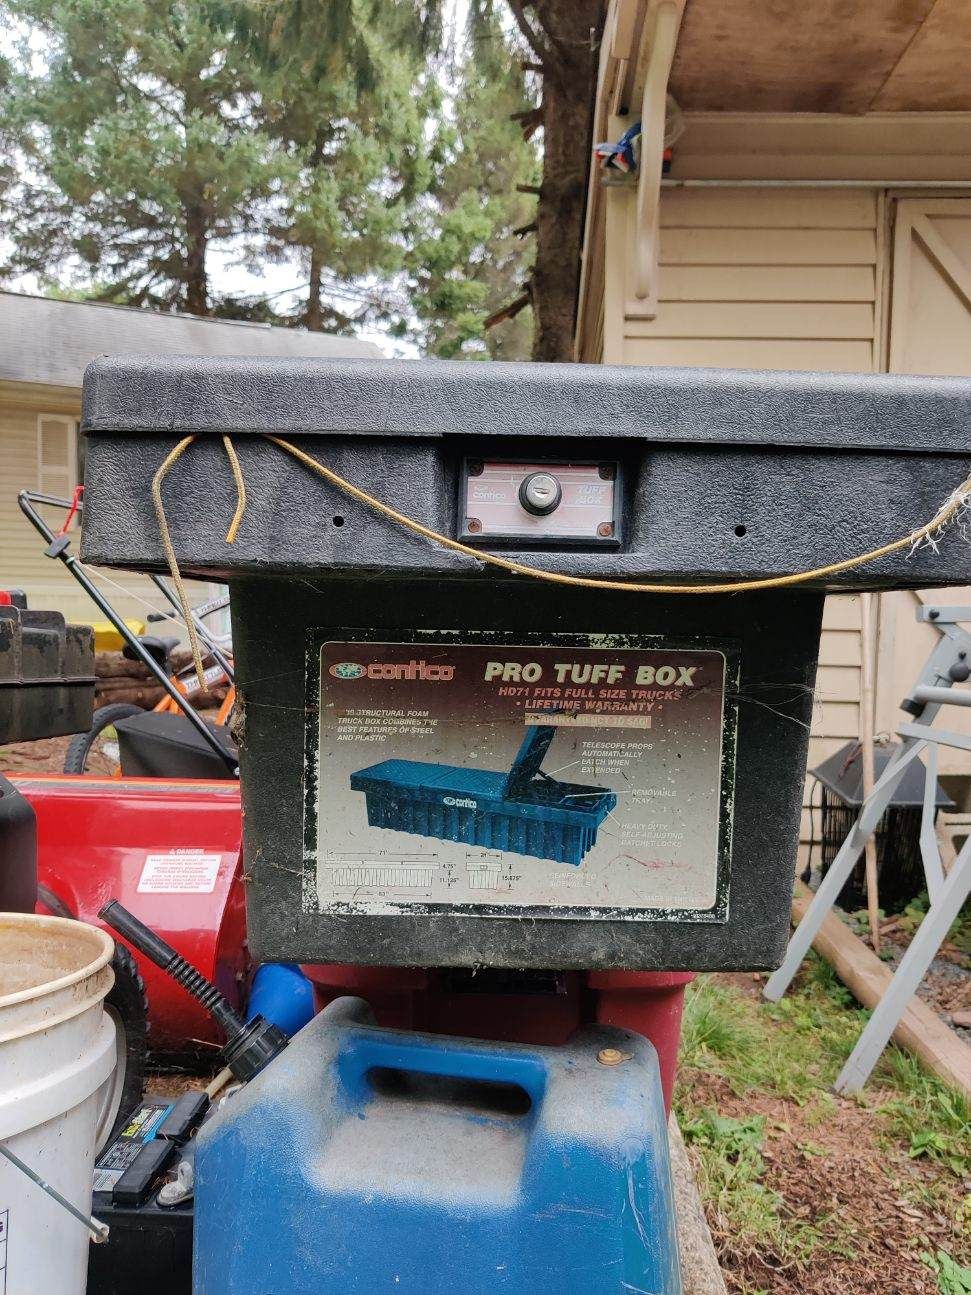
[607,186,883,866]
[617,186,880,373]
[798,594,867,865]
[0,404,179,629]
[0,408,70,610]
[809,596,866,770]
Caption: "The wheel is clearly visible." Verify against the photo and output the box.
[94,942,149,1150]
[63,703,143,775]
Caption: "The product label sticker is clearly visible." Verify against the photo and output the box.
[137,852,222,894]
[92,1100,174,1194]
[305,632,737,923]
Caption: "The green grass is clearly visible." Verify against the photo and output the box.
[675,959,971,1277]
[679,957,866,1102]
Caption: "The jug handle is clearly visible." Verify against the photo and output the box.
[336,1030,547,1108]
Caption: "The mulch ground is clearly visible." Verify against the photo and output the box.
[686,972,970,1295]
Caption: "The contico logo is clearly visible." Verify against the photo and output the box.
[328,659,455,681]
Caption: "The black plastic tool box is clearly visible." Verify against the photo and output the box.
[0,601,94,912]
[0,604,94,744]
[78,358,971,971]
[351,725,617,867]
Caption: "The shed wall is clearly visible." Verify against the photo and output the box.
[593,180,971,862]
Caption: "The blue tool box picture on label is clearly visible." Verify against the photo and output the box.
[308,631,737,923]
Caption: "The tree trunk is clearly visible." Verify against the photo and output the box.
[531,0,603,362]
[307,247,324,330]
[303,128,329,331]
[184,204,209,315]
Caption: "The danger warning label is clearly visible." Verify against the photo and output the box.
[137,852,222,894]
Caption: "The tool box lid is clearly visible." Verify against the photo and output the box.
[81,355,971,454]
[503,726,557,797]
[79,357,971,591]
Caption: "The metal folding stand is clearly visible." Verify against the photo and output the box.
[764,603,971,1093]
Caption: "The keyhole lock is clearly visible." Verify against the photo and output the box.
[519,471,563,516]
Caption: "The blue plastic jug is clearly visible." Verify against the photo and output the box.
[194,997,682,1294]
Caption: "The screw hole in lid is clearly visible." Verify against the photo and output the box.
[333,516,345,527]
[734,524,747,538]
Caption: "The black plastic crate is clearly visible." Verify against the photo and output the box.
[0,605,94,743]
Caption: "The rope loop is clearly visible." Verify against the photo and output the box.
[150,432,971,682]
[151,434,247,687]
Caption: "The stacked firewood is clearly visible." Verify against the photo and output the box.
[95,650,230,710]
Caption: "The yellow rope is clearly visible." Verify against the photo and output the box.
[151,435,205,685]
[221,435,247,544]
[150,431,971,672]
[151,433,247,686]
[267,436,971,597]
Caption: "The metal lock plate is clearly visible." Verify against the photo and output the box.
[459,460,620,545]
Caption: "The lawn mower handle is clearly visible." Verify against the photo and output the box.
[18,489,238,774]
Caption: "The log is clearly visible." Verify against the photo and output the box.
[792,882,971,1100]
[96,648,198,679]
[96,652,149,679]
[94,681,229,710]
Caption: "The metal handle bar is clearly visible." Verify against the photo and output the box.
[148,594,230,623]
[18,490,237,773]
[18,495,231,657]
[913,685,971,707]
[147,575,234,682]
[18,489,81,516]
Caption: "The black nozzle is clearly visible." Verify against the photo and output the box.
[100,900,287,1082]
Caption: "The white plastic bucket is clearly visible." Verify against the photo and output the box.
[0,913,116,1295]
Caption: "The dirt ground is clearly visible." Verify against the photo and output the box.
[687,1066,961,1294]
[1,734,72,773]
[679,971,970,1295]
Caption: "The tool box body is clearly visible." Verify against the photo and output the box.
[350,725,617,867]
[233,578,813,970]
[77,358,971,972]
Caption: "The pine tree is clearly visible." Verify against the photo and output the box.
[403,10,539,360]
[236,0,439,332]
[1,0,280,313]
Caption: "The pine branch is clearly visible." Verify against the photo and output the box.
[516,184,541,195]
[506,0,550,65]
[513,220,537,238]
[511,107,543,140]
[484,286,532,330]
